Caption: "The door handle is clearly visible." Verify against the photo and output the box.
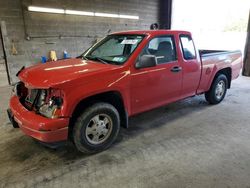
[171,66,182,73]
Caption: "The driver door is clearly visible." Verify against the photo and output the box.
[130,36,183,114]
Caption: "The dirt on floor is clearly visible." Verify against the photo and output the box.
[0,76,250,188]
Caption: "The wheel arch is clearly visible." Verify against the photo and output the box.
[68,91,128,140]
[210,67,232,90]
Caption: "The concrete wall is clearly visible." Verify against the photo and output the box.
[0,0,159,84]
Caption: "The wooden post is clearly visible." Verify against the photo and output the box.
[0,21,11,84]
[243,11,250,76]
[159,0,172,29]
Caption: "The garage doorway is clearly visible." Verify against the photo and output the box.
[0,25,9,86]
[171,0,249,52]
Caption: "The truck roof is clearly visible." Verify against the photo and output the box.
[111,30,191,36]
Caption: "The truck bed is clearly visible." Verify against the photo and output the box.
[197,49,242,94]
[199,49,238,57]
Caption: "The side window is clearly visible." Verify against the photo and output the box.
[180,35,196,60]
[140,36,177,64]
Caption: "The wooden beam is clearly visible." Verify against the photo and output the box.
[0,21,11,85]
[158,0,172,29]
[243,11,250,76]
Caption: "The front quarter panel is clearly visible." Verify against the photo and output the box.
[60,67,131,117]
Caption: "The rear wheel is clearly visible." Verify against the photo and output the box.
[205,74,228,104]
[73,103,120,154]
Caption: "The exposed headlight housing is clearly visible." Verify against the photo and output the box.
[12,82,27,98]
[37,89,64,119]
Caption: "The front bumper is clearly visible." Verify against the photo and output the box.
[8,96,69,143]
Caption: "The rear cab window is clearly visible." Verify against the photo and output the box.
[180,35,196,60]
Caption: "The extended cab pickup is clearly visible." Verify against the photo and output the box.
[8,30,242,153]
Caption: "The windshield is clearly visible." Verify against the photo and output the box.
[82,34,144,65]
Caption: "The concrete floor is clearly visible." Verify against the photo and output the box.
[0,76,250,188]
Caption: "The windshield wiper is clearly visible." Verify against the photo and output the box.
[95,57,108,64]
[85,56,108,64]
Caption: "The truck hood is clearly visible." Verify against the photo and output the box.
[19,58,117,88]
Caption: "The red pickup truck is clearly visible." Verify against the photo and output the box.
[8,30,242,153]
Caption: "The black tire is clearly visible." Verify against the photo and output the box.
[205,74,228,104]
[73,103,120,154]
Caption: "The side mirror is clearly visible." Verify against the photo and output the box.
[135,55,157,69]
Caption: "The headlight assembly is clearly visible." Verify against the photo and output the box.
[37,89,64,119]
[12,82,27,98]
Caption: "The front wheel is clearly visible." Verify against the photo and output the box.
[205,74,228,104]
[73,103,120,154]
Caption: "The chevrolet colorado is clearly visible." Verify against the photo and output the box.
[7,30,242,153]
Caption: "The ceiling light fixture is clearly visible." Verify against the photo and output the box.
[28,6,64,14]
[119,15,139,20]
[27,6,139,20]
[65,10,94,16]
[94,12,119,18]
